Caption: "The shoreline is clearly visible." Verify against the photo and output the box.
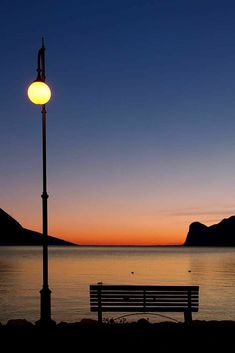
[1,319,235,350]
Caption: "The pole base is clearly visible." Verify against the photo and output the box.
[35,317,56,327]
[36,286,56,326]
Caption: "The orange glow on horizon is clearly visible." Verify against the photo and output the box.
[13,211,185,246]
[7,208,188,246]
[66,238,184,246]
[44,223,185,246]
[8,204,227,246]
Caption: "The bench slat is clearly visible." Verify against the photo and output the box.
[91,307,199,313]
[90,292,198,296]
[90,290,198,293]
[90,285,199,290]
[90,290,198,295]
[91,302,198,307]
[90,299,199,306]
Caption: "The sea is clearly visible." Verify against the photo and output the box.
[0,246,235,324]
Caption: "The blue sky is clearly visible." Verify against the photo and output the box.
[1,0,235,244]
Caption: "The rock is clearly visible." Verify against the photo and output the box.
[6,319,34,327]
[184,216,235,246]
[79,318,98,325]
[0,208,76,246]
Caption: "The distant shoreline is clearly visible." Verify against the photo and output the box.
[74,244,183,247]
[2,244,235,247]
[0,243,183,247]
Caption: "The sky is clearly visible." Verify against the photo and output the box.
[1,0,235,245]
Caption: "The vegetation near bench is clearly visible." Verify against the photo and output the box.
[90,284,199,324]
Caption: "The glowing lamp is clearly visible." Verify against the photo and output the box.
[28,81,51,105]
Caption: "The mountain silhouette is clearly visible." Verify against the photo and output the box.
[184,216,235,246]
[0,208,76,246]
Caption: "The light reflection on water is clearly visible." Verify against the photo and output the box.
[0,246,235,323]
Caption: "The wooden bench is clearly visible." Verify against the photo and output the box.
[90,284,199,324]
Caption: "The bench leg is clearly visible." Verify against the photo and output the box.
[98,309,102,324]
[184,310,192,324]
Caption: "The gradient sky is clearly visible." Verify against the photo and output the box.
[1,0,235,245]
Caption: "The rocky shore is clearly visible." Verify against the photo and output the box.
[1,319,235,351]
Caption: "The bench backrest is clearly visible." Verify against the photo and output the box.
[90,284,199,313]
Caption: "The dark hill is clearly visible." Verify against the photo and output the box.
[184,215,235,246]
[0,208,76,246]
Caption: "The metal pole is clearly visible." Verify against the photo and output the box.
[38,39,53,324]
[39,103,52,323]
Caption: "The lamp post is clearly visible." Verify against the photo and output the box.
[27,39,53,325]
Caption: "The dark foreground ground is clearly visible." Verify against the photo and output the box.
[1,319,235,352]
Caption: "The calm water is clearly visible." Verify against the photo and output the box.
[0,246,235,323]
